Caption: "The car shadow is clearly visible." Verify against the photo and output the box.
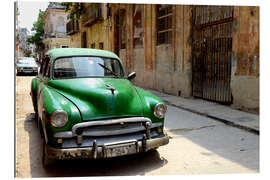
[23,113,168,177]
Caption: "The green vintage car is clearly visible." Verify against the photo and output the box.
[30,48,169,166]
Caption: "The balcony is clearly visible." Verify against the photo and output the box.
[66,19,80,35]
[81,4,103,27]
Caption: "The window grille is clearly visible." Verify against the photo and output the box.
[157,5,172,45]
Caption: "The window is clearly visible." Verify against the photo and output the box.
[99,42,104,49]
[91,43,95,49]
[156,5,172,45]
[82,32,87,48]
[61,45,68,48]
[119,10,126,49]
[133,5,144,48]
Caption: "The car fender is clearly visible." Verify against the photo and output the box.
[38,84,82,144]
[30,78,38,112]
[133,86,165,125]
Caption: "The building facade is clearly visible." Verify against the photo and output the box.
[17,27,31,57]
[67,3,110,50]
[43,2,70,53]
[68,4,260,112]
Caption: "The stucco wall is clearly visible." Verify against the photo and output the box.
[87,20,110,50]
[133,48,145,85]
[69,32,81,48]
[43,38,70,52]
[231,76,259,110]
[231,6,260,111]
[68,4,110,51]
[44,9,68,37]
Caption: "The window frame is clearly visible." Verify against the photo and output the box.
[133,4,144,48]
[156,4,173,45]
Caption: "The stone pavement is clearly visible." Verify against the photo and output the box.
[143,88,259,134]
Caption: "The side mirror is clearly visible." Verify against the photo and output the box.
[127,72,136,80]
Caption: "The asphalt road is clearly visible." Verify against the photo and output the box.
[15,76,259,177]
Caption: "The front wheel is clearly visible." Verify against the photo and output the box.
[42,140,56,167]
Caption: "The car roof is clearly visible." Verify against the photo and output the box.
[46,48,120,61]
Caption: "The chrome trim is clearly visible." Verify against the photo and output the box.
[72,117,152,134]
[82,126,145,136]
[45,135,169,160]
[54,121,163,138]
[77,135,82,145]
[54,131,73,138]
[50,109,68,128]
[93,140,97,159]
[153,103,167,119]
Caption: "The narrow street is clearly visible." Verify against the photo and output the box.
[15,76,259,178]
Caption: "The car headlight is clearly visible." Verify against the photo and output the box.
[153,103,167,119]
[50,109,68,128]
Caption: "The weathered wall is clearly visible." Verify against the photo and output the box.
[87,20,110,49]
[231,6,259,111]
[133,48,145,85]
[69,32,81,48]
[44,9,68,37]
[123,5,193,97]
[68,4,110,50]
[43,38,70,52]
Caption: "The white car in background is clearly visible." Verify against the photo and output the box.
[16,57,39,75]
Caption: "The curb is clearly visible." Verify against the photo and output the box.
[163,100,259,135]
[206,114,259,135]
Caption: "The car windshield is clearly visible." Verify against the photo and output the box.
[53,56,125,79]
[18,58,36,64]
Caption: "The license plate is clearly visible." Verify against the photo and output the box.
[104,143,137,158]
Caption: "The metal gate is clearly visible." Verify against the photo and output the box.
[192,6,233,103]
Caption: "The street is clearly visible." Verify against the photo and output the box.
[15,76,259,178]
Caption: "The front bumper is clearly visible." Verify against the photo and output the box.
[45,135,169,160]
[17,67,38,73]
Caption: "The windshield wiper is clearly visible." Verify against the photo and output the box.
[98,63,119,77]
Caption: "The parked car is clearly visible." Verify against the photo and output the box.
[16,57,39,75]
[30,48,169,166]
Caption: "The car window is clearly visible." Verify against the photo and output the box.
[53,56,125,79]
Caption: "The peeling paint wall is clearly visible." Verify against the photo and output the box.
[109,4,193,97]
[231,6,259,111]
[69,32,81,48]
[68,4,110,51]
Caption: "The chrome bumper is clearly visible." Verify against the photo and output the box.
[17,68,37,73]
[45,135,169,160]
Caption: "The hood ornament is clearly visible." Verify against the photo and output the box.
[105,84,115,95]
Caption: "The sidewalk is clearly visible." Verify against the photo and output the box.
[144,88,259,134]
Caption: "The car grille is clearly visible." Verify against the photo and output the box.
[75,122,145,136]
[53,117,163,148]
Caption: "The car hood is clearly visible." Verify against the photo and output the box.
[48,78,143,121]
